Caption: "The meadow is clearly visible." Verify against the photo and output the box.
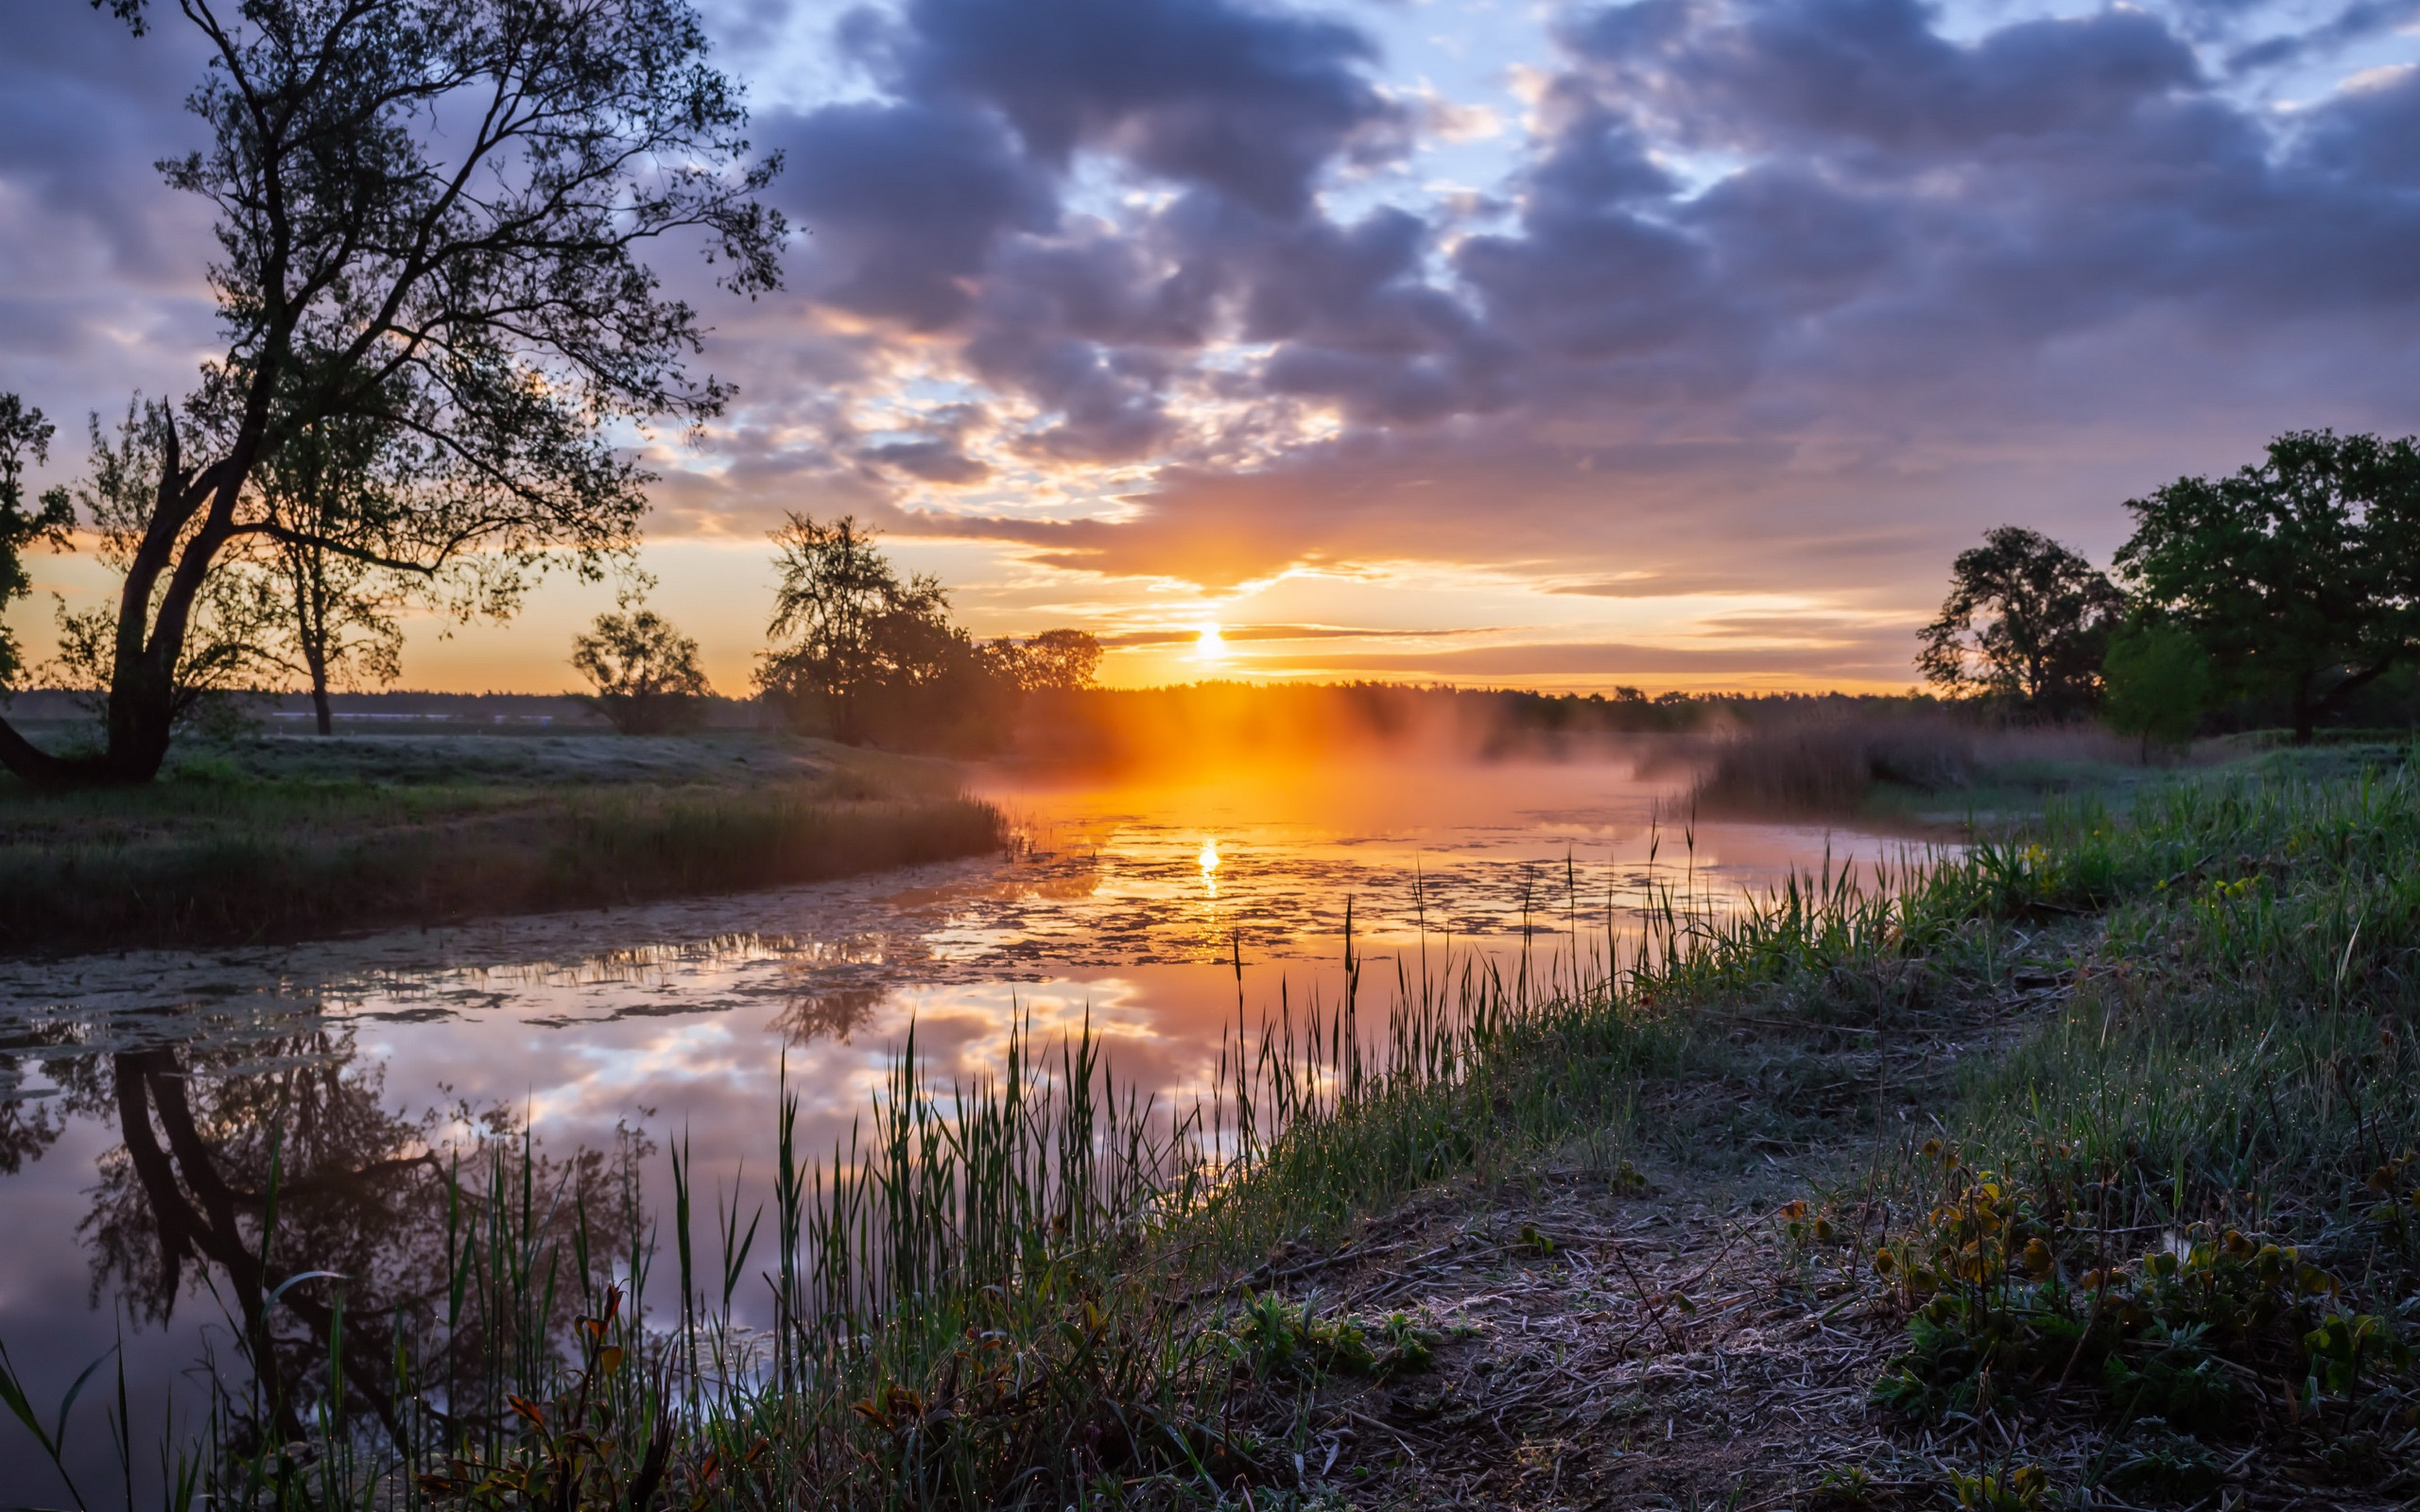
[0,730,1005,954]
[9,740,2413,1508]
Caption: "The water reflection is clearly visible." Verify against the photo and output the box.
[773,982,888,1045]
[14,1031,638,1465]
[0,752,1922,1488]
[97,1036,442,1440]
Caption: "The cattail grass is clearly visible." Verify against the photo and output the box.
[17,746,2417,1508]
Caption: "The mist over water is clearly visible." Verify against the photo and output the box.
[0,747,1918,1489]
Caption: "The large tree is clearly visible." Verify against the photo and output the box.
[0,0,782,783]
[755,513,1023,747]
[238,391,415,734]
[2115,431,2420,744]
[46,400,287,730]
[756,515,950,744]
[989,627,1103,693]
[572,601,712,733]
[1917,525,2123,719]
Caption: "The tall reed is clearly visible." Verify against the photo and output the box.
[18,748,2416,1508]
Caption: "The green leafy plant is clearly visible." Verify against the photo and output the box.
[2100,1429,2223,1506]
[1947,1463,2048,1511]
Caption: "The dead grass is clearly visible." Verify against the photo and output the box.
[1690,715,2146,829]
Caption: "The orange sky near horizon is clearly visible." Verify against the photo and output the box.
[10,527,1933,700]
[8,0,2415,705]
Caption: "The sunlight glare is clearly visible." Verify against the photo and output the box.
[1195,622,1226,662]
[1198,836,1221,898]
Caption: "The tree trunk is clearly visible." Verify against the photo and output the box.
[306,618,333,734]
[114,1050,305,1442]
[294,546,334,734]
[103,658,181,781]
[0,716,75,784]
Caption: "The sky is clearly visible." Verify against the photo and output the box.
[1,0,2416,694]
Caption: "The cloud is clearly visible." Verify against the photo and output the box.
[860,0,1409,217]
[2225,0,2420,75]
[865,438,994,483]
[1564,0,2204,154]
[648,0,2420,620]
[763,100,1057,331]
[13,0,2420,691]
[0,5,218,422]
[1547,573,1777,598]
[1097,623,1472,646]
[1244,634,1915,679]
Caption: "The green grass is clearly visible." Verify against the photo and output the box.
[8,747,2418,1506]
[1859,755,2420,1483]
[0,731,1005,953]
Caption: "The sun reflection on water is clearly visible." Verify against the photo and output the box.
[1198,837,1221,898]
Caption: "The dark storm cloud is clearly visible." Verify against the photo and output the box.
[0,3,218,421]
[760,101,1056,331]
[1564,0,2204,153]
[13,0,2420,634]
[855,0,1408,217]
[2226,0,2420,74]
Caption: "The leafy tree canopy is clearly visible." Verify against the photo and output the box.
[0,0,783,783]
[573,605,713,734]
[0,398,76,692]
[2114,430,2420,743]
[2101,620,2213,758]
[755,514,977,746]
[1917,526,2122,720]
[755,516,1102,748]
[990,627,1104,695]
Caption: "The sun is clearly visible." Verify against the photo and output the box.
[1195,622,1227,662]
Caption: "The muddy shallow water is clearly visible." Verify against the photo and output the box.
[0,752,1920,1488]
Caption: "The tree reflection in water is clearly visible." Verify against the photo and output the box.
[772,983,886,1044]
[38,1030,638,1452]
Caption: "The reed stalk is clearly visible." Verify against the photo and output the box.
[10,746,2416,1507]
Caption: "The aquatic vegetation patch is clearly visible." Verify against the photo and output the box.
[8,747,2420,1506]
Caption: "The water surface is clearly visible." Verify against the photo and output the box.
[0,751,1909,1487]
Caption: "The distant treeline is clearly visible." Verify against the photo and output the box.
[3,688,768,730]
[26,670,2420,763]
[1001,682,1942,766]
[3,682,1962,755]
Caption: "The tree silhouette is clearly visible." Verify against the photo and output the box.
[0,0,782,784]
[1918,526,2122,720]
[2116,431,2420,744]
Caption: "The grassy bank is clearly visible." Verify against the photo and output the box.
[0,730,1005,954]
[8,748,2417,1508]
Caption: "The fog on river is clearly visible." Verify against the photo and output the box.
[0,748,1926,1488]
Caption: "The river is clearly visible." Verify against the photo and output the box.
[0,748,1915,1492]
